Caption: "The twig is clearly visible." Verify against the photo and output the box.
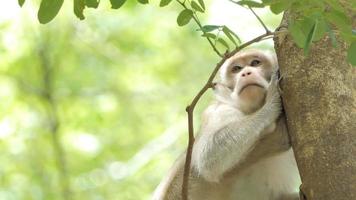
[248,6,271,34]
[181,30,278,200]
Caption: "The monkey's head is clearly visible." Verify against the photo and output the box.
[219,49,278,114]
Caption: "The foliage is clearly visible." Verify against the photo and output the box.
[19,0,356,65]
[0,2,221,199]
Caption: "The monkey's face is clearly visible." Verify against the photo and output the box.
[220,50,277,114]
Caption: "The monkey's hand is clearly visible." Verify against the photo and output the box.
[264,72,282,121]
[213,83,236,106]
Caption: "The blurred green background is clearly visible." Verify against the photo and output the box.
[0,1,281,199]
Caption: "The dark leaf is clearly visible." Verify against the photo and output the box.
[200,25,221,32]
[159,0,173,7]
[222,26,240,46]
[137,0,149,4]
[289,21,306,48]
[177,9,193,26]
[326,23,338,48]
[74,0,86,20]
[312,17,327,41]
[270,0,293,14]
[110,0,126,9]
[217,38,230,50]
[232,0,264,8]
[261,0,273,4]
[304,19,317,55]
[191,1,204,12]
[198,0,205,10]
[201,32,217,39]
[85,0,99,8]
[324,0,345,12]
[38,0,64,24]
[325,9,352,33]
[18,0,25,7]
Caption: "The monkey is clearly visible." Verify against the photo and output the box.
[153,49,301,200]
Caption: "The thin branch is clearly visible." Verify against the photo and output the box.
[181,30,278,200]
[38,46,72,200]
[248,6,271,34]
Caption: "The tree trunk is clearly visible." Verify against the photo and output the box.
[274,12,356,200]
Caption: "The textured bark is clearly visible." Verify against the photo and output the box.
[274,12,356,200]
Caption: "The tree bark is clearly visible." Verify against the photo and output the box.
[275,12,356,200]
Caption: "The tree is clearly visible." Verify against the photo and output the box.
[275,10,356,200]
[17,0,356,200]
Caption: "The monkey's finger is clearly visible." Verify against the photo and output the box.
[278,74,283,82]
[212,82,218,89]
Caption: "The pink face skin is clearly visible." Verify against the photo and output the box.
[220,50,277,114]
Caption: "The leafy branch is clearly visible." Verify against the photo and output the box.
[175,0,224,57]
[23,0,355,65]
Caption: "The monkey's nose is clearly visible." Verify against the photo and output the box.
[241,71,252,77]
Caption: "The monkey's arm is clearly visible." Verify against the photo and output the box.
[192,78,281,182]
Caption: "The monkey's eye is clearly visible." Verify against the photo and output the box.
[231,65,243,73]
[250,59,261,66]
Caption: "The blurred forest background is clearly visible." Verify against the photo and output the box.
[0,1,281,199]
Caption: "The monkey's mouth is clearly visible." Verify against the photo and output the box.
[239,83,264,94]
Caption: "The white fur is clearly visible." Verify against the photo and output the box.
[153,50,300,200]
[192,74,281,182]
[228,149,300,200]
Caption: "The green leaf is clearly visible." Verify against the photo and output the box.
[198,0,205,10]
[304,19,317,55]
[223,26,241,43]
[289,16,326,48]
[18,0,25,7]
[217,38,230,50]
[201,32,217,39]
[159,0,173,7]
[85,0,99,8]
[74,0,85,20]
[37,0,64,24]
[324,0,345,12]
[233,0,264,8]
[326,23,338,48]
[177,9,193,26]
[110,0,126,9]
[289,21,305,48]
[340,31,356,43]
[137,0,148,4]
[347,42,356,66]
[222,26,240,46]
[312,17,327,41]
[191,1,204,12]
[325,9,352,33]
[200,25,221,32]
[270,0,293,14]
[261,0,273,4]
